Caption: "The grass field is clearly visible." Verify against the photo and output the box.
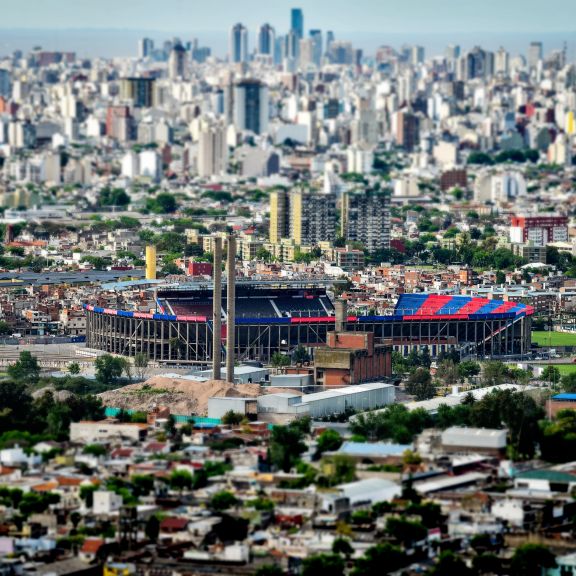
[555,365,576,376]
[531,331,576,347]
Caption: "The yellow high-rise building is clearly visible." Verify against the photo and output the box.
[145,245,157,280]
[567,111,575,136]
[289,189,303,245]
[269,189,290,243]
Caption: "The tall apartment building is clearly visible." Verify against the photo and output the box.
[106,106,133,141]
[396,110,420,151]
[269,189,336,246]
[510,214,568,246]
[197,120,228,177]
[233,79,269,134]
[341,189,391,253]
[269,189,290,243]
[121,77,155,108]
[290,190,337,246]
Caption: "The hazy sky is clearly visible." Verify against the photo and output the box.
[1,0,575,34]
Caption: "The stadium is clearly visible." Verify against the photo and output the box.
[84,282,534,364]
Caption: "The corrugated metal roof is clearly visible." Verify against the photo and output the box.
[516,469,576,483]
[338,441,411,457]
[553,394,576,401]
[300,382,394,403]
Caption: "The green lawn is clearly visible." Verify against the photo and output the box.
[556,365,576,376]
[531,331,576,347]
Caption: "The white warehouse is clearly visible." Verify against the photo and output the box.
[298,382,395,418]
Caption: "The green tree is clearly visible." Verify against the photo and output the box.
[133,353,149,380]
[46,404,72,440]
[0,320,12,335]
[406,368,435,400]
[255,564,284,576]
[221,410,244,426]
[435,360,460,386]
[68,362,81,376]
[99,187,130,207]
[473,553,501,575]
[83,444,107,457]
[351,543,406,576]
[131,474,155,497]
[210,490,239,511]
[170,470,193,492]
[147,193,178,214]
[302,554,345,576]
[94,354,128,386]
[541,365,561,386]
[332,537,354,558]
[482,361,509,386]
[385,517,427,547]
[316,429,343,455]
[562,372,576,393]
[271,352,290,368]
[79,484,98,508]
[510,544,556,576]
[293,345,311,365]
[430,551,473,576]
[7,351,40,384]
[269,425,307,472]
[458,361,481,380]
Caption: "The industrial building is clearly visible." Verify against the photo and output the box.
[255,382,396,422]
[440,427,508,456]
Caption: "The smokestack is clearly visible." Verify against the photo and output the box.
[335,299,347,333]
[145,245,157,280]
[212,237,223,380]
[226,235,236,384]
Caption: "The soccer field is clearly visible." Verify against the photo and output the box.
[531,331,576,347]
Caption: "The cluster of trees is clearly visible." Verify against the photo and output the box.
[0,487,60,517]
[351,388,544,460]
[145,193,178,214]
[98,187,130,207]
[468,149,540,166]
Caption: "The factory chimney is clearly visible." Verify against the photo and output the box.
[335,299,347,333]
[226,235,236,384]
[212,237,223,380]
[145,245,157,280]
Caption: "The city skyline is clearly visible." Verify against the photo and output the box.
[1,0,575,34]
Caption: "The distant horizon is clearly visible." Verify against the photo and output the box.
[0,27,574,60]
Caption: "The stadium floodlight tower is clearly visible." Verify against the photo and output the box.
[212,236,223,380]
[226,235,236,383]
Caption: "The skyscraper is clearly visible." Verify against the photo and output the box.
[233,80,269,134]
[291,8,304,39]
[528,41,543,70]
[230,23,248,63]
[257,23,275,56]
[325,31,335,58]
[168,43,187,79]
[341,189,391,253]
[138,38,154,59]
[309,30,323,67]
